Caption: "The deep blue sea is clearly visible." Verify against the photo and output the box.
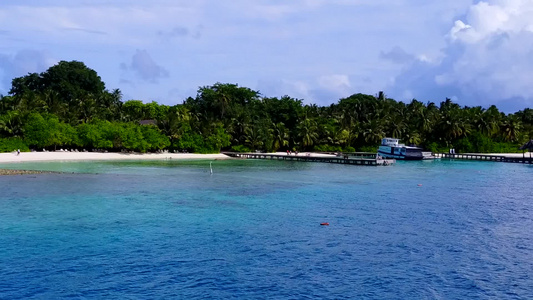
[0,159,532,299]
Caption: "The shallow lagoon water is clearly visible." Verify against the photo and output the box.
[1,159,532,299]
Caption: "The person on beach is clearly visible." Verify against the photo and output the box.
[17,149,20,155]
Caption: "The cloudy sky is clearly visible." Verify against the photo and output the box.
[1,0,532,112]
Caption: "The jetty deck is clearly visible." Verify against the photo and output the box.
[320,152,377,158]
[222,152,394,166]
[435,153,533,164]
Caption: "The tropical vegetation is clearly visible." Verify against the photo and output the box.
[1,60,532,154]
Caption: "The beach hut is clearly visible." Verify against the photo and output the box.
[519,140,533,158]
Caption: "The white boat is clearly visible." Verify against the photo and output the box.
[377,138,435,160]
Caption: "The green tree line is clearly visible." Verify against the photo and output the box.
[1,60,532,153]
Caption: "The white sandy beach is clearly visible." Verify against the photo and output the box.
[0,150,341,165]
[0,151,230,164]
[1,150,529,164]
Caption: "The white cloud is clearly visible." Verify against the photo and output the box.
[449,20,472,41]
[121,50,169,83]
[3,0,531,111]
[0,50,56,93]
[257,79,310,101]
[318,75,350,90]
[444,0,533,102]
[388,0,533,111]
[449,0,533,43]
[380,46,416,64]
[257,75,353,106]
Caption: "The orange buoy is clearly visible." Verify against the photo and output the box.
[320,222,329,226]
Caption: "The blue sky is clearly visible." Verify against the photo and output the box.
[1,0,532,112]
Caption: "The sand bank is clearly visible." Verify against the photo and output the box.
[0,169,60,175]
[0,151,230,164]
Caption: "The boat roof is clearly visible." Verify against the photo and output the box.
[405,145,423,150]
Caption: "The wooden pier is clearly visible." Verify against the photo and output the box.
[320,152,377,158]
[435,153,533,164]
[222,152,394,166]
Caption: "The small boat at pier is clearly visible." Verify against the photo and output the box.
[377,138,435,160]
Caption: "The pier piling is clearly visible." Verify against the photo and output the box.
[222,152,394,166]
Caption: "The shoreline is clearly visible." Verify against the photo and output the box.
[1,151,529,167]
[0,151,231,164]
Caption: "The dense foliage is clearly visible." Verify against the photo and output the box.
[1,60,532,153]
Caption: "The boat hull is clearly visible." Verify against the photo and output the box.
[378,146,435,160]
[377,151,434,160]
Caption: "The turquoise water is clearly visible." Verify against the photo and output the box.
[1,159,532,299]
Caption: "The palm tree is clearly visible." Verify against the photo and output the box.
[78,94,98,124]
[404,131,422,146]
[435,99,471,146]
[160,105,192,141]
[347,123,360,148]
[297,118,318,150]
[483,105,502,137]
[0,95,17,114]
[362,119,385,145]
[42,89,68,119]
[244,126,264,150]
[407,99,433,135]
[271,122,289,151]
[386,106,407,139]
[228,114,252,145]
[439,113,468,145]
[96,89,122,121]
[0,110,24,137]
[500,115,522,142]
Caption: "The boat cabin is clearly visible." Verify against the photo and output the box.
[381,138,400,147]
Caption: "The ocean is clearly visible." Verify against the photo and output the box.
[0,159,532,299]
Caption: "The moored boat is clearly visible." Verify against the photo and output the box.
[377,138,435,160]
